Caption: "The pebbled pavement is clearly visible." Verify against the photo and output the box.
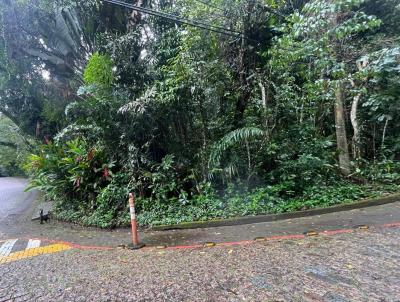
[1,177,400,301]
[0,226,399,301]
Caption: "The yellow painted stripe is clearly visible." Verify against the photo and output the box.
[0,243,72,264]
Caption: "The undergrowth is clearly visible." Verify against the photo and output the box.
[53,182,400,228]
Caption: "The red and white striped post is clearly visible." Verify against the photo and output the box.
[127,193,145,249]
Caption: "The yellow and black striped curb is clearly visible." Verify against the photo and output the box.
[0,239,72,265]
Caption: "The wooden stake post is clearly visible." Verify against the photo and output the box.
[127,193,145,249]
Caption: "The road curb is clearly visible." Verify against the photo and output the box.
[157,222,400,251]
[150,193,400,231]
[5,221,399,253]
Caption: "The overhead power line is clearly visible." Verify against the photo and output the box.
[102,0,243,37]
[104,0,241,35]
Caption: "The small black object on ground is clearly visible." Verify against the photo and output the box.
[126,243,146,250]
[32,201,53,221]
[40,209,50,224]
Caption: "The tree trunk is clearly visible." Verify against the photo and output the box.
[233,0,255,127]
[258,81,269,138]
[334,82,351,176]
[234,35,249,127]
[350,93,361,159]
[373,124,376,161]
[381,117,389,149]
[199,95,209,181]
[245,136,251,183]
[35,120,41,138]
[349,59,368,160]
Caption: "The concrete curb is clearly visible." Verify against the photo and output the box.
[14,221,400,252]
[150,193,400,231]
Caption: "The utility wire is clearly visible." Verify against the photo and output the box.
[106,0,241,34]
[102,0,243,37]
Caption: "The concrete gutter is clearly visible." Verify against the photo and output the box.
[150,193,400,231]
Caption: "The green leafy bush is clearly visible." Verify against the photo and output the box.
[25,139,114,215]
[83,52,114,87]
[356,159,400,183]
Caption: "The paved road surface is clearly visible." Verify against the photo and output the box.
[0,178,32,219]
[1,177,400,301]
[0,178,37,238]
[1,225,400,301]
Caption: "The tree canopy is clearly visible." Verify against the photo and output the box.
[2,0,399,227]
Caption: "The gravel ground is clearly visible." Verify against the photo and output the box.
[1,226,399,302]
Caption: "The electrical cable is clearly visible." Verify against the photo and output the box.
[106,0,241,34]
[102,0,243,37]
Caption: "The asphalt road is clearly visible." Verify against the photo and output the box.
[0,178,37,237]
[0,178,30,217]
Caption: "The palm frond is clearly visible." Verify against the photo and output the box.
[209,127,264,168]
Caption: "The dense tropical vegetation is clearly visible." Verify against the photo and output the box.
[1,0,399,228]
[0,114,31,176]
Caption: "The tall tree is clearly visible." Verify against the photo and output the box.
[271,0,381,175]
